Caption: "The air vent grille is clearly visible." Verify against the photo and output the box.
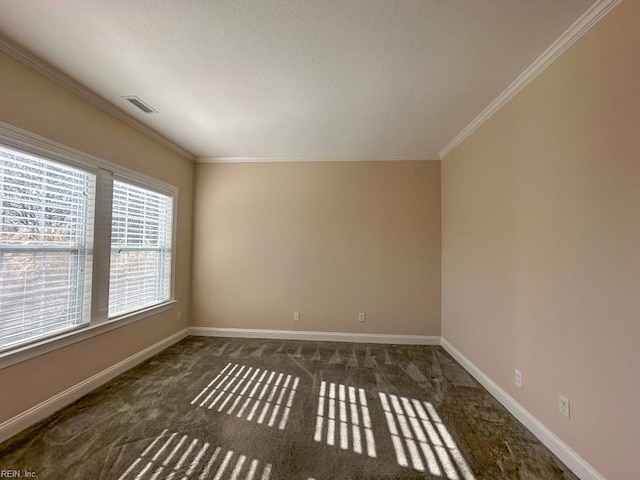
[122,96,157,114]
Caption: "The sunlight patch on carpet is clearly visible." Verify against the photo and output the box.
[118,429,272,480]
[379,393,475,480]
[314,381,377,458]
[190,363,299,430]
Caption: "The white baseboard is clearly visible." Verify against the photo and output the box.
[0,328,189,444]
[0,327,606,480]
[189,326,440,345]
[440,338,606,480]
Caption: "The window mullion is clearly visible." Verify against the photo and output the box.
[90,168,113,326]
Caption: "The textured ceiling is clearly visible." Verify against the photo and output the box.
[0,0,594,160]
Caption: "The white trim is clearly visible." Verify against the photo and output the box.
[0,301,177,369]
[189,326,439,345]
[439,0,622,159]
[0,121,178,195]
[0,1,620,165]
[0,34,194,161]
[0,328,188,444]
[440,338,607,480]
[196,154,441,163]
[0,329,608,480]
[0,123,180,367]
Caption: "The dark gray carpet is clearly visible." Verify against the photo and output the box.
[0,337,578,479]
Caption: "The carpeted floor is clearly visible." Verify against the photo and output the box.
[0,337,578,479]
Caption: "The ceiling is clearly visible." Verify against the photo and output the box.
[0,0,596,161]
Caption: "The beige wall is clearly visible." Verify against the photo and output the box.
[442,2,639,479]
[0,51,193,422]
[192,161,441,336]
[3,2,637,475]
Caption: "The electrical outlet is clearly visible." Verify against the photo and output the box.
[358,313,366,323]
[514,369,522,387]
[559,395,570,418]
[293,312,300,322]
[176,311,181,322]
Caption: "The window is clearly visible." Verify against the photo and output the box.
[109,181,173,317]
[0,133,176,356]
[0,146,95,351]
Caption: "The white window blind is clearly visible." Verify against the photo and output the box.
[0,145,95,352]
[108,180,173,318]
[0,128,177,358]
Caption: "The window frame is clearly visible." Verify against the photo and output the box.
[108,175,176,319]
[0,150,97,351]
[0,122,178,369]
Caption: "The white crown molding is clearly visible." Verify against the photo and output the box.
[196,154,441,163]
[0,34,194,162]
[439,0,622,159]
[0,329,188,444]
[440,338,607,480]
[1,1,620,165]
[190,326,440,345]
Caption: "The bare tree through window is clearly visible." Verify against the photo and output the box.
[0,146,94,351]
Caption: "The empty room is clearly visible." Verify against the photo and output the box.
[0,1,637,479]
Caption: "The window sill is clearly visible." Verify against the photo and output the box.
[0,300,177,370]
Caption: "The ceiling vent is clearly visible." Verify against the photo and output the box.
[122,96,157,114]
